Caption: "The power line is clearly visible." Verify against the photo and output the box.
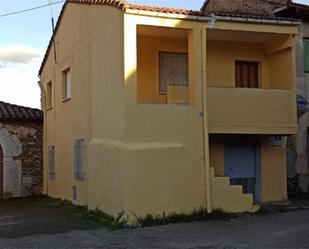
[0,0,65,18]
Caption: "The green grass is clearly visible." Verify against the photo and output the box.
[133,208,234,227]
[0,196,234,230]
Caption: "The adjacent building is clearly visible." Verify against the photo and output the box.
[39,0,298,217]
[0,101,43,199]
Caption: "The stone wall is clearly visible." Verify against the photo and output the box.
[0,121,43,197]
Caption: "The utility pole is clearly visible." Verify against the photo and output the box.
[49,0,57,64]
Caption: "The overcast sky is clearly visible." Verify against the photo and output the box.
[0,0,308,108]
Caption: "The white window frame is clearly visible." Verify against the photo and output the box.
[46,81,52,109]
[63,68,71,101]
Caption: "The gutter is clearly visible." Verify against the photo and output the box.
[125,9,301,25]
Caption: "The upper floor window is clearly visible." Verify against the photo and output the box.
[159,52,189,95]
[46,81,52,109]
[235,61,259,88]
[304,38,309,73]
[62,68,71,101]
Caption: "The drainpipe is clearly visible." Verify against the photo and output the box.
[208,13,217,29]
[38,80,48,195]
[201,27,212,213]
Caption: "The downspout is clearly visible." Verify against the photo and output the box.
[38,80,48,195]
[201,27,211,213]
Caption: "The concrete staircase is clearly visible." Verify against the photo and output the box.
[210,167,259,213]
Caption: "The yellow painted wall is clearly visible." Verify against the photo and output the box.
[40,4,297,218]
[40,4,93,205]
[260,138,288,202]
[268,48,294,90]
[40,4,124,207]
[137,35,188,104]
[207,41,271,88]
[209,136,288,203]
[208,87,297,134]
[209,136,224,176]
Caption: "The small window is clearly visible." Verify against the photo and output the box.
[235,61,259,88]
[46,81,52,109]
[48,145,55,179]
[62,68,71,100]
[304,38,309,73]
[159,52,189,95]
[73,139,85,181]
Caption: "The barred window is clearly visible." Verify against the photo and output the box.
[48,145,55,179]
[73,139,85,181]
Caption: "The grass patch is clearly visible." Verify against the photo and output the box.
[1,196,235,230]
[134,208,234,227]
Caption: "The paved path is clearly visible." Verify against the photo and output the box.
[0,199,309,249]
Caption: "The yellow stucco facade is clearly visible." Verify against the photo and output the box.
[39,2,298,218]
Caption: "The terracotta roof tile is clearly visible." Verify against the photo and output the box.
[0,101,43,123]
[38,0,300,76]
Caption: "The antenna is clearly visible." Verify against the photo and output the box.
[49,0,57,64]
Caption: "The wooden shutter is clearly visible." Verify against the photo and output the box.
[73,139,85,180]
[48,145,55,179]
[304,39,309,73]
[159,52,189,94]
[235,61,259,88]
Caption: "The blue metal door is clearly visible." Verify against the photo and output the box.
[224,139,260,203]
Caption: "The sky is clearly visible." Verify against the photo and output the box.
[0,0,309,109]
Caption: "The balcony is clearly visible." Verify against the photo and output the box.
[207,87,297,134]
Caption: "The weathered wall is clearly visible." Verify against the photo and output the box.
[202,0,287,15]
[284,22,309,193]
[0,122,43,198]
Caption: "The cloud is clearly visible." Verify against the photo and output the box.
[0,45,42,109]
[0,45,44,66]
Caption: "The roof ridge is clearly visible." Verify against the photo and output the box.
[38,0,300,76]
[0,100,42,112]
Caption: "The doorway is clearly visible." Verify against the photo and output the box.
[224,137,260,203]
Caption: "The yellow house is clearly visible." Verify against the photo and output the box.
[39,0,299,217]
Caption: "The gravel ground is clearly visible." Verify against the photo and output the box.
[0,198,309,249]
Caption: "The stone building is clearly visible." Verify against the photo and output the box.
[201,0,309,195]
[0,101,43,199]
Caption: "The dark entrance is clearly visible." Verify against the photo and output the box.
[224,136,260,203]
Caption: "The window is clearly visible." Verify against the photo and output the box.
[46,81,52,109]
[73,139,85,180]
[235,61,259,88]
[159,52,189,95]
[304,38,309,73]
[62,68,71,100]
[48,145,55,179]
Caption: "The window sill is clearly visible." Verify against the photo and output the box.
[46,106,53,111]
[62,98,71,103]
